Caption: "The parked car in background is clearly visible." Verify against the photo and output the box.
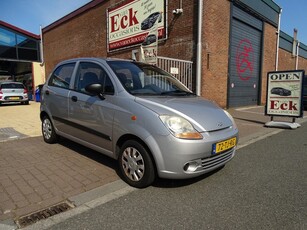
[40,58,238,188]
[142,34,157,46]
[0,82,29,105]
[141,12,162,30]
[271,87,292,96]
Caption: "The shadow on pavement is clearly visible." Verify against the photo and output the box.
[233,117,266,125]
[57,137,118,171]
[56,137,226,189]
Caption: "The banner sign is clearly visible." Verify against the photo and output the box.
[265,70,305,118]
[140,12,161,64]
[107,0,166,52]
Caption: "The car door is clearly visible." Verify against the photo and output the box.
[68,61,116,154]
[43,62,76,134]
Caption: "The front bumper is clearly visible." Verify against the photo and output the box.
[1,95,28,103]
[146,126,238,179]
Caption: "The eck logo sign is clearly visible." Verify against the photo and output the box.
[265,70,305,118]
[107,0,165,52]
[110,8,139,33]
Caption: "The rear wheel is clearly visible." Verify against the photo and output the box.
[118,140,155,188]
[42,116,58,144]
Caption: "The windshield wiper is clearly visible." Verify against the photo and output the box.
[160,90,196,96]
[131,92,159,96]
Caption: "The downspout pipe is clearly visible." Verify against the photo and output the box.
[196,0,203,96]
[40,25,44,66]
[295,41,300,70]
[275,9,282,71]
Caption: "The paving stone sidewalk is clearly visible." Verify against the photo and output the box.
[0,136,119,221]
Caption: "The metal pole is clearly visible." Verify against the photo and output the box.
[295,41,300,70]
[275,9,282,71]
[196,0,203,96]
[39,25,44,65]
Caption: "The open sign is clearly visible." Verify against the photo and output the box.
[266,70,305,118]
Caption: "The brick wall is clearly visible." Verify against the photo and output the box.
[201,0,231,108]
[43,0,197,77]
[261,23,277,104]
[157,1,197,61]
[298,57,307,73]
[43,2,109,76]
[278,49,307,73]
[278,49,296,71]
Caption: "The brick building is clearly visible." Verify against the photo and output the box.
[42,0,307,108]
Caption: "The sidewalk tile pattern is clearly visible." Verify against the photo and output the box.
[0,137,119,221]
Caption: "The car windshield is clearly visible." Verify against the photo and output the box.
[107,61,194,96]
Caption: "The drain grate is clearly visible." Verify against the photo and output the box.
[15,201,75,228]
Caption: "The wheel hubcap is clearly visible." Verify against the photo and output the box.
[121,147,145,182]
[42,118,52,140]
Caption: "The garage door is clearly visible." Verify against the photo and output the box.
[228,6,263,107]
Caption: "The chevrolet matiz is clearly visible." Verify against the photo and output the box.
[40,58,238,188]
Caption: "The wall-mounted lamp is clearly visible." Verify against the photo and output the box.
[172,8,183,15]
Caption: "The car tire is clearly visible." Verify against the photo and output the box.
[42,115,59,144]
[118,140,155,188]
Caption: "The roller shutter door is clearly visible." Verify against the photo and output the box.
[228,6,263,107]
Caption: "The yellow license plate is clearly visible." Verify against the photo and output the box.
[212,137,237,154]
[9,97,20,100]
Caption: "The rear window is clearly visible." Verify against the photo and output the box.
[1,83,24,89]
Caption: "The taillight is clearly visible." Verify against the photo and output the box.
[0,89,2,99]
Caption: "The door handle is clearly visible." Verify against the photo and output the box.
[45,90,50,95]
[71,96,78,102]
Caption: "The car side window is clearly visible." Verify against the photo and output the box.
[75,62,114,95]
[48,63,75,89]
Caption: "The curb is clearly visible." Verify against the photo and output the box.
[0,180,134,230]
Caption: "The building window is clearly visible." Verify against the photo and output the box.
[0,26,40,62]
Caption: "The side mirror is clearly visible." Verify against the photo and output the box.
[85,83,105,100]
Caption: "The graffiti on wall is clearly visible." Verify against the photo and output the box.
[236,39,254,81]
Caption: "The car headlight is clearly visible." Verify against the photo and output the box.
[159,115,203,140]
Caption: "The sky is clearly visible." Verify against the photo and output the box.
[0,0,306,44]
[274,0,307,44]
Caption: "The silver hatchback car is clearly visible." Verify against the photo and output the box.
[40,58,238,188]
[0,82,29,105]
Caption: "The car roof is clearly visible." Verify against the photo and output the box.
[57,57,133,65]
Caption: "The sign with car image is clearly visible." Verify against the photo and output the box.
[107,0,165,52]
[266,70,305,117]
[140,11,161,64]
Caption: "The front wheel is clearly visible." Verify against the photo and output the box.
[42,115,59,144]
[118,140,155,188]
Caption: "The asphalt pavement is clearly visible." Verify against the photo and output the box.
[0,101,306,229]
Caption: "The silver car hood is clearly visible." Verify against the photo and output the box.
[135,96,233,132]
